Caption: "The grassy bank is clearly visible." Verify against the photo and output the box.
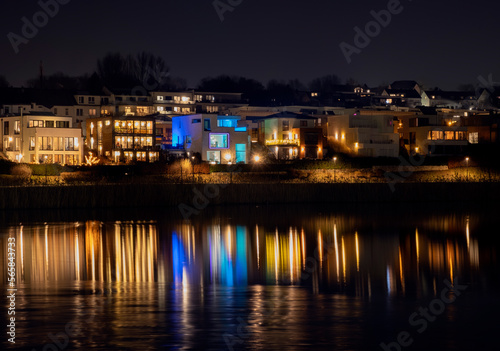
[0,182,498,210]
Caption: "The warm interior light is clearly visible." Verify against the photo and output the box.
[254,155,260,162]
[224,153,231,161]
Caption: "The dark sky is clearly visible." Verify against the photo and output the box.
[1,0,499,90]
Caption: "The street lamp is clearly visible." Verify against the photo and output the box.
[254,155,260,163]
[333,157,338,182]
[225,153,233,183]
[191,156,195,183]
[465,157,470,181]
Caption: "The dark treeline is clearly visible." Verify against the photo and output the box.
[1,51,483,106]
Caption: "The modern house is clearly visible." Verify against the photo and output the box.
[1,113,83,165]
[421,90,477,110]
[85,115,158,163]
[254,112,322,160]
[324,111,400,158]
[172,114,251,164]
[381,89,423,108]
[395,113,468,156]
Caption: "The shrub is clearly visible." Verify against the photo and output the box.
[11,164,32,179]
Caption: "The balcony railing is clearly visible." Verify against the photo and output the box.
[265,139,300,146]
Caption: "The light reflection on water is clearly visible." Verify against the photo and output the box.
[1,205,499,350]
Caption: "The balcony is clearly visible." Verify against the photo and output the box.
[265,139,300,146]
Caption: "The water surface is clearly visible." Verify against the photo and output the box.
[1,204,499,350]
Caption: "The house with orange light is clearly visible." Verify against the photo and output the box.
[250,112,323,160]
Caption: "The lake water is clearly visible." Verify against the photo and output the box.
[1,204,499,350]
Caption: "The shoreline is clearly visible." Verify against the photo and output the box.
[0,182,498,210]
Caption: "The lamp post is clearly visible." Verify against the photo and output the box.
[225,153,232,183]
[44,155,48,184]
[465,157,469,181]
[333,157,337,182]
[191,156,195,183]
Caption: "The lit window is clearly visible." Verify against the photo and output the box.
[209,133,229,149]
[468,132,479,144]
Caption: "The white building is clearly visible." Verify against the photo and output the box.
[172,114,251,164]
[325,111,399,158]
[1,113,83,165]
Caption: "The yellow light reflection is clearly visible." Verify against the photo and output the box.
[466,217,470,250]
[341,236,346,283]
[318,230,323,268]
[415,228,420,265]
[355,232,359,272]
[301,229,306,269]
[290,228,294,282]
[399,247,405,293]
[256,225,260,269]
[334,223,339,282]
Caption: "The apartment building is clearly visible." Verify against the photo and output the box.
[86,115,158,163]
[1,113,83,165]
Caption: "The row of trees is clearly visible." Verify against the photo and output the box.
[0,51,484,105]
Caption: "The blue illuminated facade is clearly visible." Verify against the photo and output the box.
[172,114,251,164]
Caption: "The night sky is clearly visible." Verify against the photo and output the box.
[1,0,499,90]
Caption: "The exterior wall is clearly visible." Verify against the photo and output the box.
[155,120,173,149]
[259,117,320,160]
[326,114,399,157]
[1,115,83,165]
[151,92,195,116]
[396,114,468,156]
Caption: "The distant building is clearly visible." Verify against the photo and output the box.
[381,89,422,108]
[172,114,251,164]
[421,90,477,110]
[0,88,77,122]
[0,113,83,165]
[388,80,422,95]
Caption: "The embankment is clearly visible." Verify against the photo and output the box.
[0,182,498,210]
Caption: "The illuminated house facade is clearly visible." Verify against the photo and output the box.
[172,114,251,164]
[152,91,246,116]
[0,113,83,165]
[155,116,173,150]
[395,114,468,156]
[86,116,159,163]
[325,111,400,158]
[256,112,322,160]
